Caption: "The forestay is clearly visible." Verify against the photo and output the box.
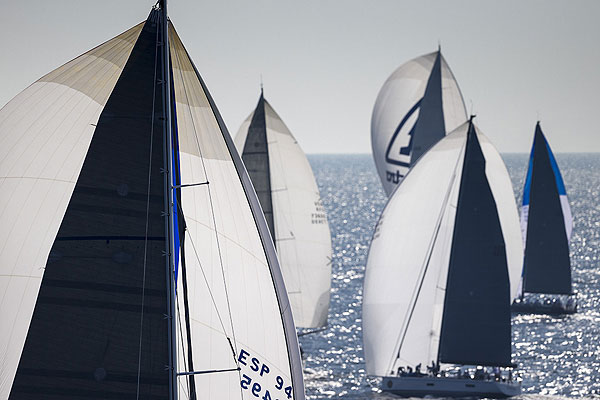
[363,122,522,377]
[0,7,304,400]
[235,94,332,329]
[371,51,467,196]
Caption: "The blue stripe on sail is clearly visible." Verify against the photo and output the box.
[171,93,181,284]
[544,136,567,196]
[522,139,535,207]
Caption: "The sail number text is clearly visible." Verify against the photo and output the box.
[238,349,293,400]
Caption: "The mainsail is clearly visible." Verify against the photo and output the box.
[520,122,573,295]
[0,4,304,400]
[363,121,522,376]
[371,50,467,196]
[235,93,332,329]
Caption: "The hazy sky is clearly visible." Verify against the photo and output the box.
[1,0,598,153]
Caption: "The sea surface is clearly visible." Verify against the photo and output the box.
[301,153,600,400]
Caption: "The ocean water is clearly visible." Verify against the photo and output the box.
[301,153,600,399]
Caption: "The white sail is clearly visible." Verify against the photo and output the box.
[0,24,144,398]
[363,122,522,377]
[235,96,332,329]
[371,51,467,197]
[0,10,304,400]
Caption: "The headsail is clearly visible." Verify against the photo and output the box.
[371,50,467,196]
[363,122,521,376]
[0,6,304,400]
[520,122,572,295]
[235,94,332,329]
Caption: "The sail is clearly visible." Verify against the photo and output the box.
[235,95,332,329]
[0,7,304,400]
[238,94,275,236]
[371,51,467,197]
[437,123,512,367]
[363,122,522,376]
[520,123,572,295]
[410,51,446,165]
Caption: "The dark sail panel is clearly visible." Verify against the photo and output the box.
[410,51,446,165]
[241,93,276,240]
[523,123,572,294]
[10,11,170,399]
[438,123,512,367]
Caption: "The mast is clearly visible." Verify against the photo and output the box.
[159,0,178,398]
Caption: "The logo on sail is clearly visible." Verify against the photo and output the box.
[384,99,422,169]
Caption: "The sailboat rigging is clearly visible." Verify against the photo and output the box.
[363,119,522,397]
[0,3,304,399]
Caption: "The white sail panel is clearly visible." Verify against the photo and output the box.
[264,100,332,328]
[0,24,142,398]
[169,26,301,400]
[371,52,467,197]
[363,123,522,376]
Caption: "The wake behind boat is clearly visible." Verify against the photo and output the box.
[512,122,576,315]
[363,119,522,398]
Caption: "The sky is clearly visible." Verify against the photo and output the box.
[1,0,599,154]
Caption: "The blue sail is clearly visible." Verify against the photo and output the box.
[520,122,572,295]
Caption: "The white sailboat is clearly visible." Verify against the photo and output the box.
[0,3,304,399]
[512,122,576,315]
[363,119,523,398]
[371,49,468,196]
[235,91,332,330]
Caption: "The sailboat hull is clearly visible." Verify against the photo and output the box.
[511,296,577,315]
[381,376,521,398]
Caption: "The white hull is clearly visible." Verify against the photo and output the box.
[381,376,521,398]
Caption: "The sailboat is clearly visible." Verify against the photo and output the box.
[0,2,304,399]
[512,122,576,315]
[235,91,332,331]
[363,119,523,398]
[371,49,467,197]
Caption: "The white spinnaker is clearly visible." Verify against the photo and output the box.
[235,99,332,329]
[371,52,467,197]
[170,27,302,400]
[363,123,522,376]
[0,24,143,398]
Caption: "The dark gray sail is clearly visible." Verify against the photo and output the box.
[523,123,572,294]
[241,92,276,240]
[10,10,171,399]
[438,122,512,367]
[410,50,446,165]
